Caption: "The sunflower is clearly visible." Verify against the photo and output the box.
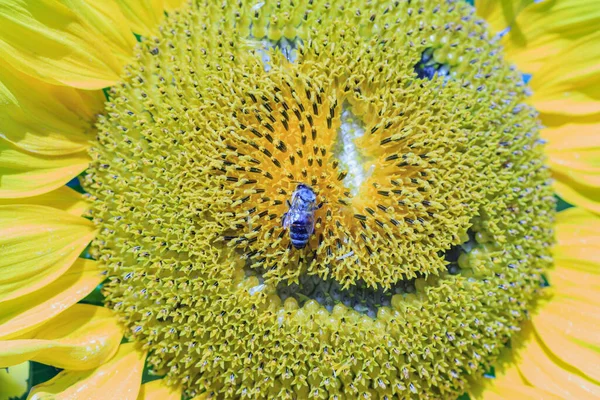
[0,0,598,399]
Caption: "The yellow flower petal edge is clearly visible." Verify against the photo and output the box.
[483,383,563,400]
[0,61,103,156]
[500,0,600,75]
[533,296,600,385]
[551,209,600,295]
[539,110,600,128]
[115,0,185,37]
[0,0,135,89]
[27,342,146,400]
[0,205,97,302]
[137,379,182,400]
[468,334,562,400]
[544,123,600,214]
[477,209,600,399]
[552,178,600,215]
[66,0,139,68]
[475,0,533,36]
[530,31,600,116]
[0,138,90,199]
[0,361,29,400]
[554,207,600,259]
[0,186,90,216]
[0,304,122,370]
[530,208,600,383]
[163,0,185,11]
[0,258,104,340]
[514,321,600,400]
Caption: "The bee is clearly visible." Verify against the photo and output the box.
[282,183,321,249]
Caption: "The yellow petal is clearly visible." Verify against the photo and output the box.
[554,207,600,273]
[112,0,185,36]
[163,0,185,11]
[529,31,600,116]
[515,321,600,399]
[551,263,600,296]
[533,297,600,383]
[541,110,600,128]
[0,205,96,302]
[0,0,135,89]
[0,304,122,370]
[483,382,562,400]
[553,177,600,214]
[552,231,600,294]
[115,0,167,37]
[475,0,533,36]
[0,186,90,216]
[0,61,103,156]
[0,138,90,198]
[67,0,139,68]
[501,0,600,75]
[469,337,561,400]
[531,208,600,382]
[554,207,600,261]
[545,124,600,181]
[27,343,146,400]
[0,362,29,400]
[0,258,103,340]
[543,123,600,213]
[113,0,186,38]
[137,380,182,400]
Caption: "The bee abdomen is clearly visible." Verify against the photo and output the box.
[290,236,309,249]
[290,224,311,249]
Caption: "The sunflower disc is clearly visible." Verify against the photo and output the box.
[86,0,555,398]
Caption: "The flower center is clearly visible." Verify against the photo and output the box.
[256,37,301,70]
[86,1,555,398]
[333,107,373,197]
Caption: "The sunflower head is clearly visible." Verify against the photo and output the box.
[84,0,555,397]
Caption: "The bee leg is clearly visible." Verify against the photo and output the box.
[287,200,292,208]
[281,212,287,226]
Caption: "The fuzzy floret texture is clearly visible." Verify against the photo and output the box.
[85,0,555,398]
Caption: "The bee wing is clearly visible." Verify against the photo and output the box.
[289,193,303,208]
[281,212,288,227]
[306,212,316,235]
[282,208,299,229]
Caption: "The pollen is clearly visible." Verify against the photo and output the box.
[85,0,555,398]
